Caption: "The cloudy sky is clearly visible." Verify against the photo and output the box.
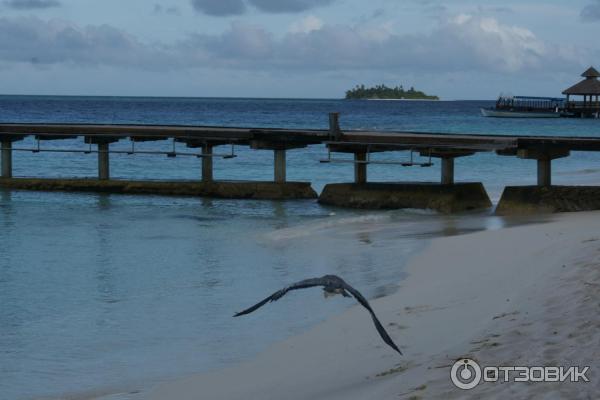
[1,0,599,99]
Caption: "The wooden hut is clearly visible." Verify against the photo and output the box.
[563,66,600,117]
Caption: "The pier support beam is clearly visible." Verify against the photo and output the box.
[250,140,308,184]
[274,149,286,183]
[441,157,455,185]
[517,148,570,187]
[1,141,12,178]
[98,143,110,180]
[354,152,367,184]
[537,158,551,187]
[86,137,119,181]
[202,144,213,183]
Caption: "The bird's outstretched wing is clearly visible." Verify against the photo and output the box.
[343,282,403,355]
[234,277,326,317]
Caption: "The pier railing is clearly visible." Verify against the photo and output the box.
[565,101,600,108]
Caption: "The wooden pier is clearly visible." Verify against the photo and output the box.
[2,115,600,213]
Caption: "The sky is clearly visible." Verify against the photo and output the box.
[0,0,599,99]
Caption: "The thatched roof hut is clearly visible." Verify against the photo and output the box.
[563,66,600,96]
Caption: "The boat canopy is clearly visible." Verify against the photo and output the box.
[495,95,565,113]
[512,96,565,102]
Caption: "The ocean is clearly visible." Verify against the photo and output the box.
[1,96,598,400]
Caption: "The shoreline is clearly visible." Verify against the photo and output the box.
[109,210,600,400]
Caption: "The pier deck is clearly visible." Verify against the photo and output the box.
[2,122,600,152]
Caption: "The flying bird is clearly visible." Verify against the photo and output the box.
[234,274,402,355]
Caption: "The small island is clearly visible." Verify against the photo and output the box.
[345,84,439,100]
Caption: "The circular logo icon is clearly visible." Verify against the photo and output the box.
[451,358,482,390]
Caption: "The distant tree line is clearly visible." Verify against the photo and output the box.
[345,84,439,100]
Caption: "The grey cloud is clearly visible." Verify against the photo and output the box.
[196,22,272,60]
[0,14,585,76]
[153,4,180,15]
[190,0,246,16]
[181,16,570,74]
[488,6,514,14]
[248,0,335,13]
[3,0,60,9]
[581,1,600,21]
[191,0,335,16]
[371,8,385,19]
[0,17,166,68]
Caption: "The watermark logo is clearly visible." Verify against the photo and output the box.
[450,358,482,390]
[450,358,590,390]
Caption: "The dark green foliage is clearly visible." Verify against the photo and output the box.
[345,84,439,100]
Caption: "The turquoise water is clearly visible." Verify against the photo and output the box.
[0,97,598,399]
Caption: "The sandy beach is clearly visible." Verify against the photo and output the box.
[97,211,600,400]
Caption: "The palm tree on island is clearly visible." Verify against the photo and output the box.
[345,84,439,100]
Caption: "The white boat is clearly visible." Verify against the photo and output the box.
[480,108,562,118]
[481,95,565,118]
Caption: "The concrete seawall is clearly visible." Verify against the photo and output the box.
[496,186,600,214]
[0,178,318,200]
[318,182,492,213]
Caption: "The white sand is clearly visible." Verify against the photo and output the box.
[108,211,600,399]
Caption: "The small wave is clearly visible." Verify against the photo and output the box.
[264,213,393,241]
[390,207,438,217]
[171,214,225,222]
[556,168,600,176]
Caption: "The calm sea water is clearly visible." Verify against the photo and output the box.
[0,96,598,400]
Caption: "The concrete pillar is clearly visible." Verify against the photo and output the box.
[274,149,286,183]
[98,143,110,180]
[1,141,12,178]
[202,144,213,183]
[537,158,551,187]
[354,152,367,184]
[441,157,455,185]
